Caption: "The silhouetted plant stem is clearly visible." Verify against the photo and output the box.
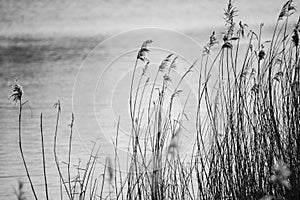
[18,99,39,200]
[67,113,74,200]
[40,113,49,200]
[53,101,72,200]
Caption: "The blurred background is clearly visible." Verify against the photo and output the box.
[0,0,289,37]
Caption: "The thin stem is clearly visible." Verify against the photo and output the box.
[40,113,49,200]
[18,99,39,200]
[67,113,74,200]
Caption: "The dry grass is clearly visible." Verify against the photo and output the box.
[11,0,300,199]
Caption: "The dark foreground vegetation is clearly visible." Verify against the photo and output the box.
[11,0,300,199]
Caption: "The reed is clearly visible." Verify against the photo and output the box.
[10,79,38,200]
[11,0,299,199]
[195,0,299,199]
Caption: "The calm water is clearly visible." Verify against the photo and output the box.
[0,0,296,199]
[0,31,204,199]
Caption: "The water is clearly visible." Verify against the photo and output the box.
[0,0,288,37]
[0,36,98,199]
[0,0,297,199]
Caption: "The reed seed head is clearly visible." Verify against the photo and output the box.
[278,0,295,20]
[10,78,23,103]
[137,40,153,62]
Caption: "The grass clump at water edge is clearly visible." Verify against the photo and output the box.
[10,0,300,199]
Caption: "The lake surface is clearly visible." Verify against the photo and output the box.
[0,0,297,199]
[0,29,207,199]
